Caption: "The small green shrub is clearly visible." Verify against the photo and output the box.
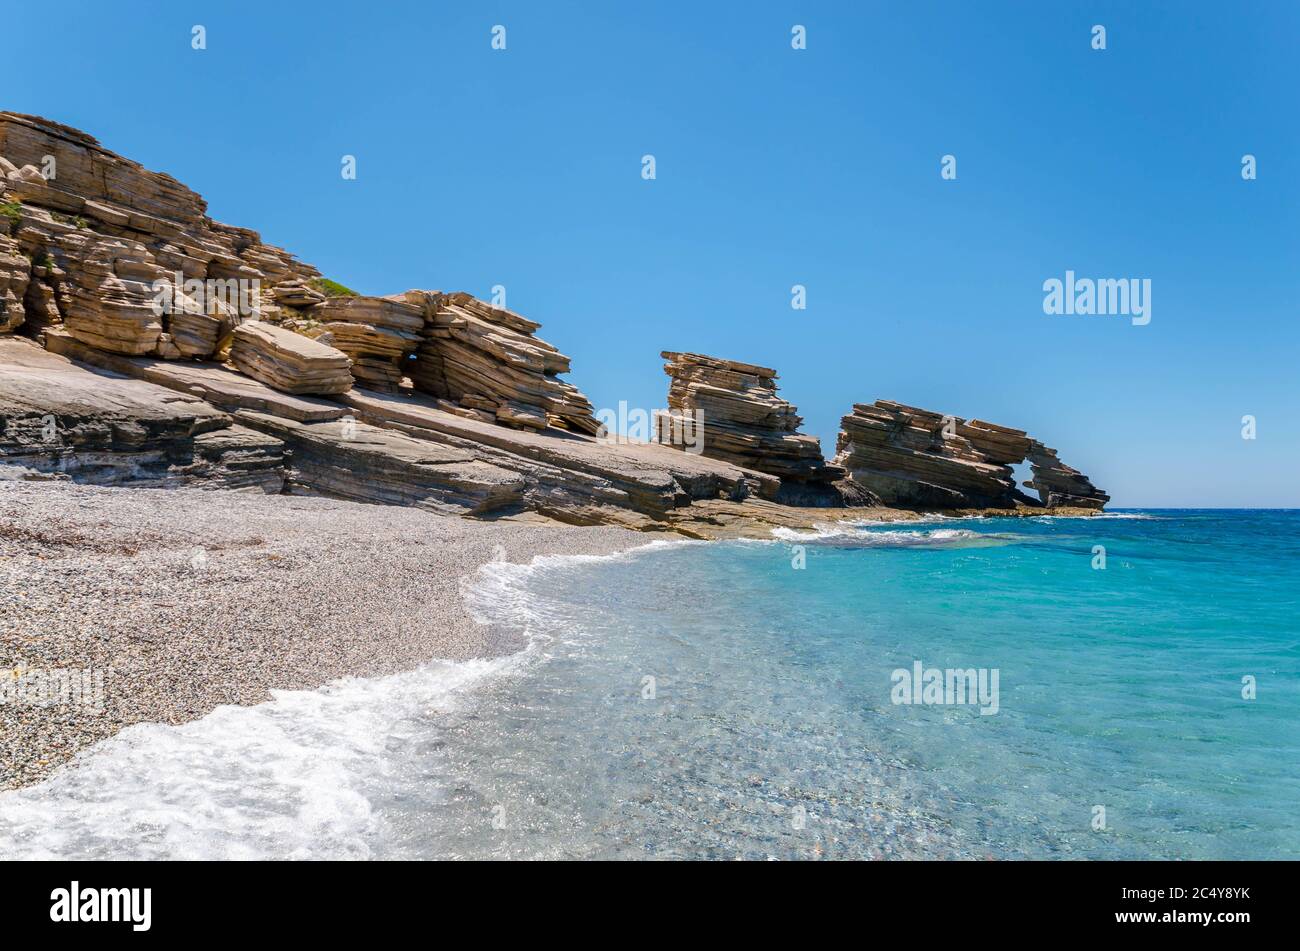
[309,277,359,297]
[0,200,21,227]
[50,211,90,230]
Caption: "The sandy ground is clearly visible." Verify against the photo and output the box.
[0,482,638,790]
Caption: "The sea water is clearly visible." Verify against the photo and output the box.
[0,511,1295,859]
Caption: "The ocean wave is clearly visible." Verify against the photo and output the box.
[461,537,700,628]
[1037,511,1160,520]
[0,541,682,860]
[0,654,518,860]
[770,525,1021,549]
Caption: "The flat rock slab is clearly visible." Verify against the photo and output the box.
[340,388,779,514]
[235,410,527,516]
[44,329,346,422]
[230,322,353,396]
[0,336,228,442]
[0,337,285,489]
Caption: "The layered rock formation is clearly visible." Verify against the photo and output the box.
[1025,443,1110,509]
[312,294,424,390]
[408,291,600,434]
[656,352,842,484]
[0,337,285,490]
[0,112,317,357]
[1,112,1109,532]
[834,400,1107,510]
[3,335,778,525]
[229,322,354,396]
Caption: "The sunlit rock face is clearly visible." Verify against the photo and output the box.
[834,400,1108,510]
[656,351,842,485]
[0,111,319,357]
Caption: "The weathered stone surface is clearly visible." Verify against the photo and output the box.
[271,278,325,308]
[339,388,777,526]
[0,336,285,490]
[308,294,424,390]
[230,322,353,396]
[0,230,30,334]
[834,399,1107,510]
[1025,442,1110,510]
[235,410,527,516]
[408,291,601,434]
[21,260,62,337]
[656,351,842,485]
[44,329,347,422]
[0,112,319,359]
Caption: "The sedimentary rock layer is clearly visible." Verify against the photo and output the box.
[1025,442,1109,509]
[312,295,424,390]
[2,112,1108,529]
[408,291,600,434]
[0,337,285,490]
[657,351,841,484]
[834,399,1107,509]
[0,111,318,358]
[7,339,778,528]
[229,322,353,396]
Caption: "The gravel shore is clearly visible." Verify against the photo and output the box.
[0,482,639,790]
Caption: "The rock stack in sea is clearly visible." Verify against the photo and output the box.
[656,351,842,483]
[311,295,424,390]
[1025,442,1110,509]
[229,321,353,395]
[408,291,601,433]
[0,111,318,357]
[834,400,1107,509]
[834,401,1019,507]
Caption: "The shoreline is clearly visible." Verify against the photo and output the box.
[1,480,1099,792]
[0,481,641,790]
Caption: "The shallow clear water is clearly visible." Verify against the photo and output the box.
[1,511,1296,860]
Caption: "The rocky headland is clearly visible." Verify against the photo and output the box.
[0,111,1108,535]
[0,113,1111,787]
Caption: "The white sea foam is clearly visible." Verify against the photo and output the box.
[0,541,675,860]
[770,524,1006,548]
[0,655,519,859]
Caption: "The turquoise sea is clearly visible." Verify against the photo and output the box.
[0,510,1296,859]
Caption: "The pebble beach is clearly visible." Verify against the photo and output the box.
[0,482,637,790]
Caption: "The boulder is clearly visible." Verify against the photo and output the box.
[229,321,353,396]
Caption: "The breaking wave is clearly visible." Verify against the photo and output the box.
[770,524,1022,548]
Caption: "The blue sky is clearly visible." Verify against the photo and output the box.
[5,1,1297,506]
